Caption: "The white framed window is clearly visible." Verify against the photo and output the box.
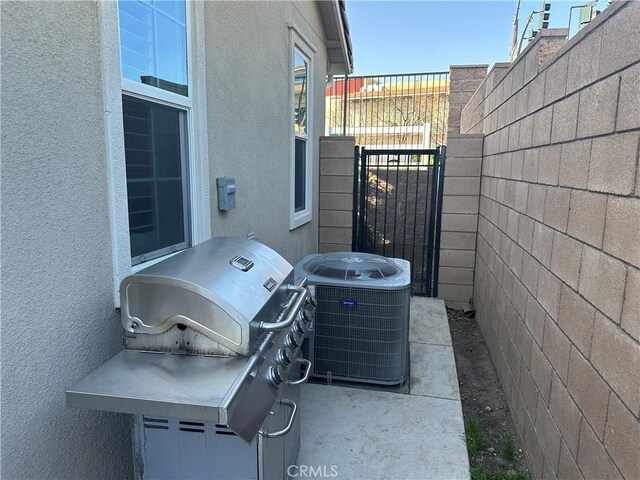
[119,0,191,265]
[102,0,211,304]
[289,29,315,230]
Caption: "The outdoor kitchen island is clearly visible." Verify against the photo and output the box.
[297,297,469,479]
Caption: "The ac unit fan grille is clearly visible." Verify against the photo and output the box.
[312,285,409,384]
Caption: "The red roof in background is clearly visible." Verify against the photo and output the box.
[326,77,449,97]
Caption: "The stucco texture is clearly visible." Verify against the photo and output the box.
[1,2,132,478]
[1,0,332,477]
[205,1,327,264]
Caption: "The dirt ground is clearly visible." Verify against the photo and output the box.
[447,307,529,477]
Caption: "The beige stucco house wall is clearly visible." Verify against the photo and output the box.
[0,1,351,478]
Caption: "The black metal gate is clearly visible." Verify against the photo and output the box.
[352,147,446,297]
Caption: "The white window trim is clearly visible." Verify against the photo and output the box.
[289,27,316,230]
[100,0,211,306]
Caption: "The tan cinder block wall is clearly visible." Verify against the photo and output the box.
[439,135,483,303]
[460,63,510,135]
[318,136,356,253]
[448,65,489,135]
[460,2,640,479]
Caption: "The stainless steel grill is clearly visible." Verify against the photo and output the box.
[66,237,316,479]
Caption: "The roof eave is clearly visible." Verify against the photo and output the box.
[318,0,353,74]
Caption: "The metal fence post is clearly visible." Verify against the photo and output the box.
[352,145,360,252]
[433,146,447,297]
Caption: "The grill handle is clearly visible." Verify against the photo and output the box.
[259,398,298,438]
[288,358,312,386]
[260,281,308,333]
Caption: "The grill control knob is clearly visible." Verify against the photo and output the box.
[284,333,300,349]
[276,347,293,366]
[267,365,286,387]
[301,310,312,325]
[293,319,306,335]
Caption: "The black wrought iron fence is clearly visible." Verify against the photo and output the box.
[353,147,446,297]
[326,72,450,150]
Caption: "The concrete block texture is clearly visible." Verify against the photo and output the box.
[550,374,583,457]
[578,245,627,322]
[567,190,607,248]
[439,231,477,251]
[443,176,481,195]
[621,267,640,341]
[532,221,554,268]
[537,267,562,320]
[550,232,582,289]
[527,184,547,222]
[319,175,352,194]
[450,64,488,80]
[514,182,529,213]
[442,195,479,214]
[438,284,473,303]
[517,215,535,252]
[455,6,640,478]
[543,317,571,383]
[319,227,352,245]
[532,106,553,147]
[439,266,474,286]
[445,158,482,177]
[616,63,640,132]
[318,210,352,228]
[605,393,640,480]
[518,111,534,149]
[543,186,571,232]
[537,144,561,186]
[319,136,356,159]
[558,284,596,358]
[590,312,640,414]
[447,135,484,159]
[319,193,352,211]
[515,87,529,122]
[535,397,562,471]
[441,214,478,233]
[318,243,352,254]
[527,71,546,114]
[525,295,546,348]
[521,252,540,294]
[320,158,354,176]
[440,249,476,268]
[543,52,568,106]
[522,148,539,183]
[550,93,578,144]
[559,139,591,189]
[567,349,611,440]
[530,343,553,404]
[576,75,619,138]
[566,26,602,93]
[558,440,584,480]
[598,0,640,78]
[603,196,640,267]
[588,131,639,195]
[578,420,623,479]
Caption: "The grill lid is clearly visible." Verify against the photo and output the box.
[120,237,293,355]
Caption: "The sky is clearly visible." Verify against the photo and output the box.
[345,0,608,76]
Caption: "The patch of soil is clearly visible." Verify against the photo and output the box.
[447,307,529,476]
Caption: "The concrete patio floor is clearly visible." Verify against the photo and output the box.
[298,297,470,480]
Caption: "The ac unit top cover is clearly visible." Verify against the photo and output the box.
[295,252,411,290]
